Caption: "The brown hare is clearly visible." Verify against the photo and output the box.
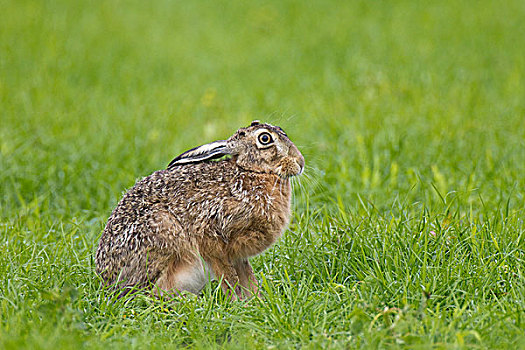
[95,121,304,299]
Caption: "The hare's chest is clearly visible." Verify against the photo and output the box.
[227,196,292,259]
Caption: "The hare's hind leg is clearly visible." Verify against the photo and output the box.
[147,211,211,297]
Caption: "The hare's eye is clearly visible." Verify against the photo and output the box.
[258,132,273,145]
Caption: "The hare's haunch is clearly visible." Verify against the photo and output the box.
[95,121,304,299]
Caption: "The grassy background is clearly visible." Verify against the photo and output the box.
[1,0,524,348]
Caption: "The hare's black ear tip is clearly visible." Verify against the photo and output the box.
[250,120,260,127]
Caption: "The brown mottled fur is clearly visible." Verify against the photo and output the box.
[95,122,304,299]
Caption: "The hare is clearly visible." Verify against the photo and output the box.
[95,121,304,299]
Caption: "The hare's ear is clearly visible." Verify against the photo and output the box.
[168,140,230,169]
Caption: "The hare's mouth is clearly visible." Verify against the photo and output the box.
[276,159,304,178]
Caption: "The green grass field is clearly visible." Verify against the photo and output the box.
[1,0,524,348]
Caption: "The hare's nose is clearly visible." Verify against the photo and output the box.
[288,145,304,171]
[297,155,305,172]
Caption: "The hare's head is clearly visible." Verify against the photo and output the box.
[168,121,304,178]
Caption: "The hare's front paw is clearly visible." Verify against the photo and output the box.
[233,285,245,301]
[220,283,244,301]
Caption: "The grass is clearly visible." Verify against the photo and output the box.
[1,0,524,348]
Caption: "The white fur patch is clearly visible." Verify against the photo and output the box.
[170,258,215,294]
